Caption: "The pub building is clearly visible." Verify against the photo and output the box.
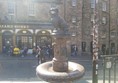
[0,23,54,52]
[0,0,58,53]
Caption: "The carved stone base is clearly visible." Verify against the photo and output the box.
[36,61,85,83]
[52,58,68,72]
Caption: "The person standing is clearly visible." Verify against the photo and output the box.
[74,45,78,56]
[36,46,46,65]
[46,45,52,58]
[71,45,78,56]
[40,48,46,63]
[36,46,41,65]
[8,46,13,56]
[21,46,28,57]
[33,46,37,55]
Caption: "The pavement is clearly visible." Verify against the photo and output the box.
[0,53,118,83]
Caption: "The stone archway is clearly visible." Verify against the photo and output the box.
[36,30,52,46]
[2,31,13,53]
[16,30,33,49]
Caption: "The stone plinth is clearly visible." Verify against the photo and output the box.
[52,35,68,72]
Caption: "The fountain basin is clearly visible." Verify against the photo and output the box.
[36,61,85,82]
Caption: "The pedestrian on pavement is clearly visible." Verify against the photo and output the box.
[40,48,46,64]
[36,46,46,65]
[46,45,52,58]
[2,46,6,54]
[71,45,78,56]
[21,46,28,57]
[36,46,41,64]
[8,45,13,56]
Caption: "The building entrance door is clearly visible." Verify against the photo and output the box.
[2,31,13,53]
[36,30,52,47]
[36,36,52,46]
[102,44,106,55]
[16,36,32,49]
[16,30,33,49]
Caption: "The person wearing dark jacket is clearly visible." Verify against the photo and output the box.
[36,47,46,65]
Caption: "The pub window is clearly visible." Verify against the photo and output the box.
[72,0,77,7]
[8,2,15,15]
[28,3,36,16]
[82,42,86,52]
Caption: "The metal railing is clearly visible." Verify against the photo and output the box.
[100,54,118,83]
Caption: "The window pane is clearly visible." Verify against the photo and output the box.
[28,3,36,16]
[8,2,15,15]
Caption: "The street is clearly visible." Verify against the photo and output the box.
[0,53,118,83]
[0,54,38,81]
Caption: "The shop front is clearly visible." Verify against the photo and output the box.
[36,30,52,47]
[16,30,33,49]
[0,23,54,53]
[2,31,13,53]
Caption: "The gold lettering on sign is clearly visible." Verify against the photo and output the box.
[0,25,29,28]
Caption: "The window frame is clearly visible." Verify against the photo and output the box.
[28,3,36,16]
[8,2,15,15]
